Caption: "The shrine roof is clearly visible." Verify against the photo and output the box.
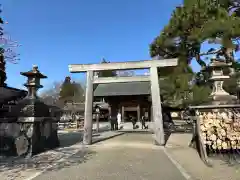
[63,102,109,111]
[0,86,27,104]
[94,81,150,97]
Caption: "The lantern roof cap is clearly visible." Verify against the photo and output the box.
[20,65,47,78]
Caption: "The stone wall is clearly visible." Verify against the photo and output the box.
[0,119,59,157]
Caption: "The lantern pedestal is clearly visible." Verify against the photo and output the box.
[0,66,59,157]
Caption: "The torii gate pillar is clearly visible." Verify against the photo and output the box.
[83,70,94,144]
[150,66,164,145]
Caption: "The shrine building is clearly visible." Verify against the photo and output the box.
[94,81,152,122]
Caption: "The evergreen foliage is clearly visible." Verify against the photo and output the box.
[0,6,20,86]
[98,58,117,77]
[150,0,240,107]
[0,8,6,86]
[59,76,85,103]
[150,0,240,68]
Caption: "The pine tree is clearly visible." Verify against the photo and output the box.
[97,58,117,77]
[72,80,85,102]
[0,5,20,86]
[150,0,240,68]
[0,8,6,86]
[59,76,85,103]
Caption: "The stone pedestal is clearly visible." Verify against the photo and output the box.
[0,66,59,157]
[0,117,59,157]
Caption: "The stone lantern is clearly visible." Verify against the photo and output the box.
[21,65,47,98]
[208,58,237,104]
[6,65,59,157]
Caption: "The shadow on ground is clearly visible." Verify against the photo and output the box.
[0,147,96,180]
[58,132,83,147]
[208,153,240,166]
[92,132,125,144]
[165,123,193,145]
[58,125,111,147]
[92,126,110,133]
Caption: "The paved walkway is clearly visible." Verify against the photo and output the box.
[165,133,240,180]
[0,133,187,180]
[32,133,186,180]
[0,131,122,180]
[3,130,238,180]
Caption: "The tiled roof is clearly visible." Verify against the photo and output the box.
[94,82,150,97]
[63,102,109,111]
[0,86,27,105]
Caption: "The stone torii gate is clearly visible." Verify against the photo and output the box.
[68,58,178,146]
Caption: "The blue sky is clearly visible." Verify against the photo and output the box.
[1,0,202,91]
